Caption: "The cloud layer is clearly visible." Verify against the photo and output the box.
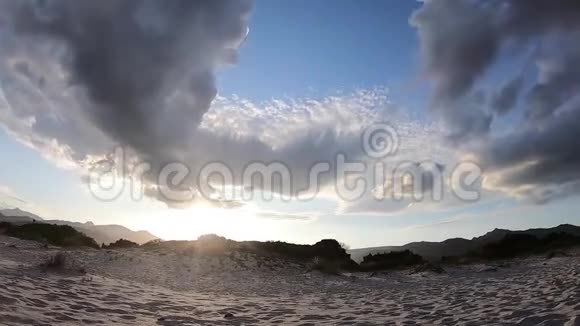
[412,0,580,204]
[0,0,446,212]
[3,0,575,214]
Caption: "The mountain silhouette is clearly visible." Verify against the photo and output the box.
[349,224,580,262]
[0,208,158,245]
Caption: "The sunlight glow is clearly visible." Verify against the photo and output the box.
[136,205,265,241]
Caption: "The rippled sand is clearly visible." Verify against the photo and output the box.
[1,236,580,325]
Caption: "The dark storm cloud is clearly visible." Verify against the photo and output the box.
[411,0,580,132]
[410,0,499,105]
[503,0,580,35]
[491,77,523,115]
[8,0,251,161]
[411,0,580,203]
[479,96,580,203]
[525,42,580,122]
[0,0,258,207]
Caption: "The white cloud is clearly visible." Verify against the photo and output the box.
[1,67,453,214]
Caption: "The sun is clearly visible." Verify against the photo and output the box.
[137,205,260,241]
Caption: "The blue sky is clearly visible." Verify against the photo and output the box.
[220,1,422,99]
[1,1,579,248]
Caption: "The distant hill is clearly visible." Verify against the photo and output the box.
[349,224,580,262]
[0,208,159,246]
[42,220,159,246]
[0,208,43,223]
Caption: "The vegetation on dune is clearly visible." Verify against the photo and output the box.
[476,234,540,259]
[102,238,140,249]
[141,238,163,249]
[138,234,360,272]
[238,239,360,272]
[353,230,580,270]
[442,231,580,264]
[40,252,87,274]
[196,234,236,255]
[43,252,67,270]
[474,232,580,260]
[0,222,11,231]
[0,222,99,249]
[309,256,344,275]
[118,230,580,273]
[360,250,425,271]
[3,220,580,274]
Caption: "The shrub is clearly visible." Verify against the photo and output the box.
[6,223,99,249]
[136,235,361,272]
[411,262,445,274]
[360,250,425,271]
[45,252,67,270]
[102,239,139,249]
[0,221,12,232]
[546,250,569,259]
[478,234,540,259]
[195,234,233,255]
[312,239,350,260]
[239,241,312,259]
[468,232,580,260]
[141,239,162,249]
[310,256,342,275]
[441,255,475,265]
[235,238,360,271]
[542,232,580,250]
[41,252,87,274]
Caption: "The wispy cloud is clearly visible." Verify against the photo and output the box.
[0,184,27,208]
[255,211,316,222]
[406,214,476,231]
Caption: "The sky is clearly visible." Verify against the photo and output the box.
[0,0,579,248]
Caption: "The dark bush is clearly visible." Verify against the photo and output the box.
[477,234,540,259]
[469,232,580,260]
[102,239,139,249]
[546,250,569,259]
[195,234,236,255]
[312,239,349,260]
[360,250,425,271]
[541,232,580,250]
[136,235,361,272]
[41,252,87,274]
[411,262,445,274]
[0,222,11,234]
[310,257,342,275]
[240,241,312,259]
[237,239,359,271]
[6,223,99,249]
[45,252,67,269]
[440,255,477,265]
[141,239,162,249]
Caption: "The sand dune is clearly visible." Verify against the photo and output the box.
[1,236,580,325]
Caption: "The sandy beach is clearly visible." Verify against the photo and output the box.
[1,236,579,325]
